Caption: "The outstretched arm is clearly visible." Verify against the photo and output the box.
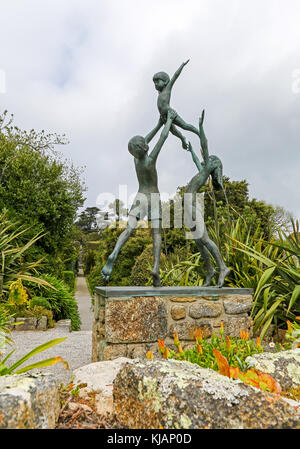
[187,142,203,172]
[169,59,190,89]
[199,109,209,165]
[149,109,177,161]
[145,117,163,144]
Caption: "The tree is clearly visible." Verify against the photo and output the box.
[76,207,101,233]
[0,110,85,270]
[108,199,128,223]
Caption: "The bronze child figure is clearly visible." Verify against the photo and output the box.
[152,59,201,149]
[185,109,231,287]
[101,108,178,287]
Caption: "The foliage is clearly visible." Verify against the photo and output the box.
[62,271,75,292]
[4,303,55,329]
[153,326,264,372]
[8,279,28,306]
[285,319,300,349]
[230,220,300,339]
[29,275,81,331]
[159,216,299,340]
[29,296,51,310]
[213,349,281,394]
[0,110,85,274]
[130,244,166,286]
[87,226,152,291]
[0,305,14,350]
[0,212,53,295]
[83,249,98,276]
[0,338,68,376]
[149,328,281,394]
[75,207,100,233]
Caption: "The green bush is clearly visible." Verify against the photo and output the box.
[83,250,97,276]
[29,274,81,331]
[62,271,75,291]
[29,297,51,310]
[130,244,167,286]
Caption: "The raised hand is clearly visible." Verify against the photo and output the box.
[199,109,205,128]
[187,141,193,152]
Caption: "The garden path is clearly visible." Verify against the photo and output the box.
[3,269,94,385]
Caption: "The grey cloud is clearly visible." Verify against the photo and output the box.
[0,0,299,219]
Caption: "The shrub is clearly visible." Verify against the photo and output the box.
[30,297,51,310]
[83,250,97,276]
[0,304,14,349]
[130,244,166,286]
[30,306,55,328]
[62,271,75,292]
[29,275,81,331]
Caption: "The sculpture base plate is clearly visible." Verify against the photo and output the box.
[95,286,253,298]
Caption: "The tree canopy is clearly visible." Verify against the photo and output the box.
[0,110,85,262]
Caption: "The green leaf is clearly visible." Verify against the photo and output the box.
[287,285,300,315]
[14,356,69,374]
[7,338,67,374]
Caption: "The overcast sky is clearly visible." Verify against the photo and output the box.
[0,0,299,219]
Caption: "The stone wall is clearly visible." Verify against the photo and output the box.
[92,287,253,362]
[9,316,48,331]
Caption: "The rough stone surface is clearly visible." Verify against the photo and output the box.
[73,357,131,415]
[102,344,127,360]
[225,316,253,338]
[170,305,186,320]
[36,316,47,330]
[222,295,252,315]
[113,359,300,429]
[189,302,222,318]
[169,321,212,340]
[15,317,37,331]
[168,296,197,303]
[93,291,254,362]
[55,319,72,332]
[0,373,60,429]
[105,297,167,343]
[246,349,300,390]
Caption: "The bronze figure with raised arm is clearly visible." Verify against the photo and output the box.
[185,110,231,287]
[150,59,201,149]
[101,108,178,287]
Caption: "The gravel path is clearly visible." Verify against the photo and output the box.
[3,270,94,385]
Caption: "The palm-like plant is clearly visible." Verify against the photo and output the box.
[0,212,53,296]
[229,220,300,339]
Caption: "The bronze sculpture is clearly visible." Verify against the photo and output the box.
[101,61,230,288]
[101,108,178,287]
[185,110,230,287]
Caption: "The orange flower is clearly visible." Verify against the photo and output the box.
[146,350,154,359]
[163,347,170,359]
[296,317,300,320]
[226,335,231,351]
[197,344,203,355]
[256,337,262,348]
[194,328,203,343]
[178,343,184,354]
[174,331,179,346]
[158,339,165,354]
[287,321,293,332]
[220,321,224,336]
[240,330,249,340]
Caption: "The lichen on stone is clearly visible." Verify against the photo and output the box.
[138,376,164,413]
[287,363,300,385]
